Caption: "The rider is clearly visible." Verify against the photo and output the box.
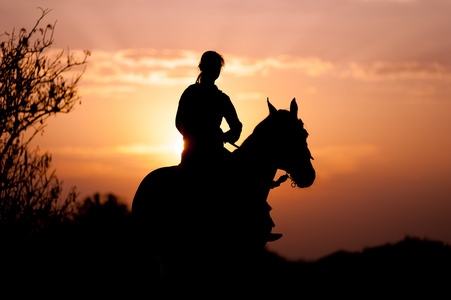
[175,51,282,243]
[176,51,242,168]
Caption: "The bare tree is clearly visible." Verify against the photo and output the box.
[0,8,90,235]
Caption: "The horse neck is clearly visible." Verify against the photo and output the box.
[233,133,278,189]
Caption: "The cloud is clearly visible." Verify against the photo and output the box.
[235,92,267,101]
[49,143,182,180]
[225,55,334,77]
[55,48,451,106]
[75,48,451,100]
[52,143,173,157]
[341,61,451,81]
[81,49,198,88]
[78,49,335,91]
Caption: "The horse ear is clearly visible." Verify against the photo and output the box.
[267,98,277,115]
[290,98,298,117]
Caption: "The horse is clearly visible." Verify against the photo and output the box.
[131,98,315,292]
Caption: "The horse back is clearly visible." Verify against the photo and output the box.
[132,166,180,219]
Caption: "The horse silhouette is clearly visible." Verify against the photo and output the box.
[132,98,315,291]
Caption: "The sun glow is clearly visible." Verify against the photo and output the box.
[174,136,184,157]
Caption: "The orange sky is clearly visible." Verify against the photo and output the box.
[2,0,451,260]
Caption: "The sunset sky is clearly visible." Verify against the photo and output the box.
[2,0,451,260]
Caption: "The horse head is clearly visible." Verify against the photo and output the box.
[266,98,316,188]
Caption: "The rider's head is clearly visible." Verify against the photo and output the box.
[196,51,224,84]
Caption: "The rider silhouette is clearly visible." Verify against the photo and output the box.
[175,51,282,243]
[176,51,242,168]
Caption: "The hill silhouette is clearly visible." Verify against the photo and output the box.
[1,195,450,297]
[265,237,451,297]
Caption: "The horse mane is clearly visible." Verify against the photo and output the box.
[233,114,272,155]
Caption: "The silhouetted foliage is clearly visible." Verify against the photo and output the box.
[71,193,131,244]
[1,192,135,296]
[0,8,90,236]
